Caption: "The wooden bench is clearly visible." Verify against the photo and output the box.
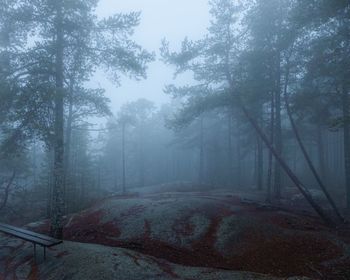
[0,223,63,261]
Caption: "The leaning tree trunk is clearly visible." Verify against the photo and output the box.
[235,93,335,226]
[51,2,65,239]
[285,90,345,222]
[283,61,344,223]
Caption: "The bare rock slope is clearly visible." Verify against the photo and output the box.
[1,188,349,279]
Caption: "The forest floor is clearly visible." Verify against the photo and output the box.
[1,183,350,280]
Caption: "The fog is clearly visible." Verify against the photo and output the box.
[90,0,210,111]
[1,1,350,279]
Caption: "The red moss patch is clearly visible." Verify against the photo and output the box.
[111,207,346,279]
[265,212,327,232]
[5,253,33,280]
[28,262,38,280]
[9,192,349,279]
[232,229,343,277]
[64,210,121,246]
[171,211,196,238]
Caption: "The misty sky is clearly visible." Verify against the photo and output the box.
[89,0,210,118]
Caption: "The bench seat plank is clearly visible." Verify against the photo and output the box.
[0,223,60,244]
[0,225,62,247]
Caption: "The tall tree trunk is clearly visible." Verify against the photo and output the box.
[113,156,118,191]
[51,2,65,239]
[284,65,344,222]
[266,91,275,202]
[122,123,126,194]
[257,117,263,190]
[342,86,350,211]
[97,156,101,190]
[0,171,16,211]
[80,172,85,210]
[199,116,204,184]
[139,128,145,187]
[32,139,37,187]
[47,148,54,218]
[228,111,233,186]
[235,118,242,187]
[274,52,282,199]
[235,94,334,226]
[316,124,327,182]
[63,81,74,214]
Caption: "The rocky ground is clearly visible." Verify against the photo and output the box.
[1,185,350,279]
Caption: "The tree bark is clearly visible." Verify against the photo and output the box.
[316,124,326,182]
[236,95,335,226]
[257,120,264,190]
[284,62,344,222]
[51,2,65,239]
[199,116,204,184]
[0,171,16,211]
[113,156,118,191]
[342,86,350,211]
[63,80,74,214]
[236,119,242,187]
[274,52,283,199]
[138,128,145,188]
[266,91,275,202]
[122,123,126,194]
[228,111,233,186]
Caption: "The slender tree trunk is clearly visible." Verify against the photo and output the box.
[51,2,65,239]
[199,117,204,184]
[47,148,54,218]
[257,122,263,190]
[80,172,85,210]
[342,86,350,211]
[0,171,16,211]
[284,66,344,222]
[266,91,275,202]
[113,157,118,191]
[97,156,101,190]
[139,128,145,187]
[236,94,334,226]
[228,111,233,186]
[254,137,257,186]
[63,81,74,214]
[122,123,126,194]
[316,124,326,182]
[236,119,242,187]
[32,139,37,187]
[274,52,282,199]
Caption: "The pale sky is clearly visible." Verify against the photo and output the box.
[89,0,211,116]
